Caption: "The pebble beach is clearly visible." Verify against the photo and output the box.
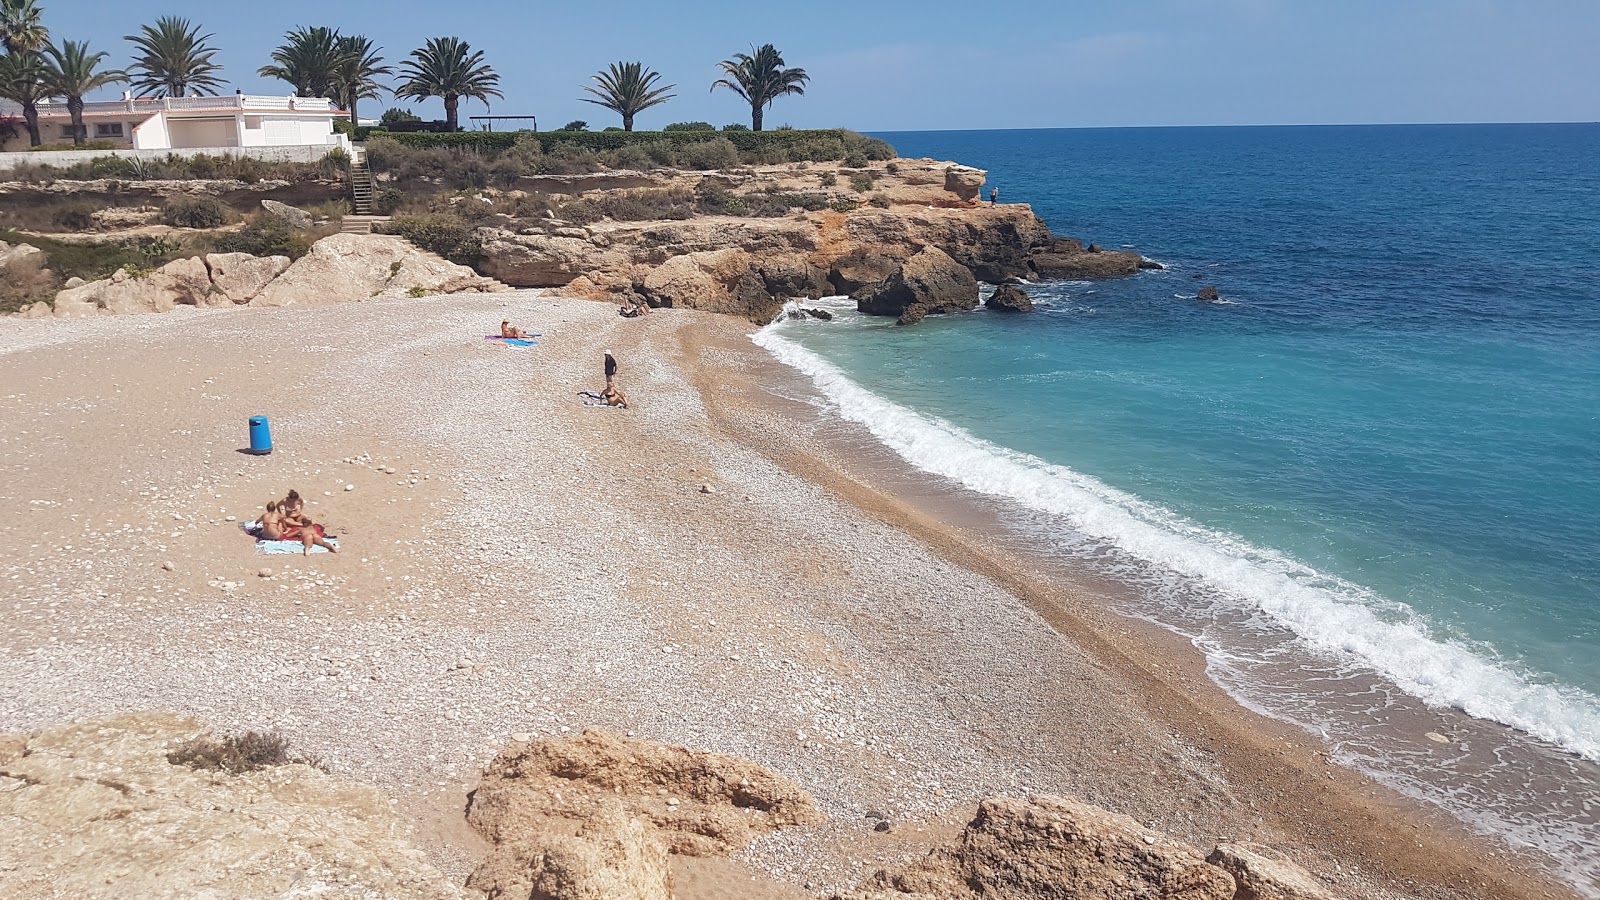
[0,293,1575,899]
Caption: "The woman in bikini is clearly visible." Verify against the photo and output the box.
[501,320,528,339]
[277,490,337,555]
[256,501,286,540]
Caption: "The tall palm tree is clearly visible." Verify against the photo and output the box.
[257,26,342,100]
[394,37,500,132]
[330,34,390,125]
[0,49,49,145]
[580,61,674,132]
[710,44,807,132]
[41,40,126,145]
[124,16,224,98]
[0,0,48,55]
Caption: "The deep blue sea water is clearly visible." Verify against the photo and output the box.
[754,124,1600,889]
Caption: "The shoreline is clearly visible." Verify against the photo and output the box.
[0,294,1579,898]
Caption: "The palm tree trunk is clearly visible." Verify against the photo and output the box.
[445,94,459,132]
[68,96,85,146]
[349,96,359,127]
[623,113,633,132]
[22,100,41,147]
[751,103,763,132]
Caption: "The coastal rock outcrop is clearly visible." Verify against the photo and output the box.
[470,799,675,900]
[836,795,1237,900]
[986,284,1033,313]
[1206,844,1336,900]
[637,248,778,322]
[204,252,292,305]
[829,249,902,295]
[260,198,313,230]
[1031,238,1143,279]
[0,713,463,899]
[944,165,987,203]
[854,246,979,323]
[52,255,214,317]
[250,233,508,307]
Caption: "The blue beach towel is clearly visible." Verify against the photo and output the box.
[485,335,540,347]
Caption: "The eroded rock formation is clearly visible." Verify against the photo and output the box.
[986,284,1033,313]
[853,246,980,325]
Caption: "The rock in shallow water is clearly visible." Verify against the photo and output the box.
[985,284,1033,313]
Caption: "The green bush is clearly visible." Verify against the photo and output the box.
[721,123,750,132]
[374,188,405,215]
[850,172,875,193]
[378,213,482,265]
[819,173,837,187]
[376,128,893,161]
[162,195,230,229]
[869,193,891,208]
[830,198,860,213]
[560,120,589,132]
[168,730,323,774]
[380,108,421,126]
[665,121,716,131]
[678,137,739,171]
[332,118,355,136]
[213,217,312,258]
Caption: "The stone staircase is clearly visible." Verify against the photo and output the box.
[349,144,375,214]
[338,215,391,235]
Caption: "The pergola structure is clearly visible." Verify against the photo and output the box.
[468,116,538,132]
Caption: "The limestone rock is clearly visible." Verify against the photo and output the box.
[637,248,778,322]
[897,303,929,326]
[204,252,291,305]
[944,165,987,202]
[467,728,822,861]
[756,254,832,301]
[854,246,979,321]
[837,795,1235,900]
[829,249,903,296]
[469,800,673,900]
[480,232,602,287]
[260,198,313,230]
[1206,843,1337,900]
[64,276,85,289]
[91,205,161,229]
[0,239,46,276]
[1031,247,1142,280]
[251,233,508,307]
[0,713,463,899]
[985,284,1032,313]
[21,300,52,319]
[53,256,212,317]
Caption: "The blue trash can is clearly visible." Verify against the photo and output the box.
[248,416,273,455]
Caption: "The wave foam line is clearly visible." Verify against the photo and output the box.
[753,320,1600,761]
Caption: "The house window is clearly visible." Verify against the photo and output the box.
[59,125,75,139]
[95,122,125,138]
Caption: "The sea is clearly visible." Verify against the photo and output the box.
[753,124,1600,893]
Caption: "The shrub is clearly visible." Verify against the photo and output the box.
[407,285,427,297]
[885,161,900,174]
[323,147,351,174]
[380,107,421,126]
[53,204,95,231]
[213,217,312,258]
[843,151,868,168]
[601,126,624,132]
[721,123,750,132]
[830,198,860,213]
[678,137,739,171]
[869,193,891,208]
[765,193,829,212]
[375,188,405,215]
[168,730,323,774]
[819,173,837,187]
[605,142,653,170]
[332,118,355,136]
[850,172,875,193]
[559,120,589,132]
[379,213,483,265]
[162,195,229,229]
[664,121,715,131]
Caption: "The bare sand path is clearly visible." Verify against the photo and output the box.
[0,295,1572,898]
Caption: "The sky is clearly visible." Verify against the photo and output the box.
[44,0,1600,130]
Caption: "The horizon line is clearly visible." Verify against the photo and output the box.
[865,120,1600,134]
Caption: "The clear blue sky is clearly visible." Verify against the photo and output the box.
[54,0,1600,129]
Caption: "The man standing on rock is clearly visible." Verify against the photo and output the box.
[990,187,999,206]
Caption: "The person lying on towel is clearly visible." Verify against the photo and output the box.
[500,320,530,339]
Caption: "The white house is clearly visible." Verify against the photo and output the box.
[1,92,348,153]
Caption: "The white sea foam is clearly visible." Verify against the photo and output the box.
[753,316,1600,762]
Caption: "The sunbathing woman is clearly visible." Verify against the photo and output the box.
[255,501,286,540]
[601,384,630,409]
[501,320,529,339]
[280,490,310,527]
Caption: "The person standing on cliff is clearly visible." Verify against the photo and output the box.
[990,187,999,206]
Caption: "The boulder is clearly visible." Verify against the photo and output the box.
[21,301,52,319]
[854,246,979,320]
[1138,257,1166,270]
[0,713,463,899]
[756,254,832,301]
[1197,286,1222,303]
[91,205,161,229]
[64,276,85,289]
[829,249,904,296]
[837,795,1236,900]
[804,307,835,321]
[468,800,674,900]
[250,233,508,307]
[1031,248,1142,280]
[204,252,291,305]
[480,232,603,287]
[986,284,1032,313]
[0,240,46,276]
[897,303,929,326]
[637,248,778,322]
[259,198,313,230]
[842,209,1050,284]
[944,165,987,202]
[467,728,822,861]
[53,256,213,317]
[1206,844,1336,900]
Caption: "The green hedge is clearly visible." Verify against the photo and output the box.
[358,128,888,156]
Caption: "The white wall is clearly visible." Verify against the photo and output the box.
[168,119,237,150]
[131,114,169,150]
[0,139,351,172]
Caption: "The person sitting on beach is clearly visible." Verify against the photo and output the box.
[619,302,641,318]
[280,489,312,527]
[600,384,629,409]
[255,501,286,540]
[280,517,339,556]
[500,320,529,339]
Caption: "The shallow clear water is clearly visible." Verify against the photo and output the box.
[756,124,1600,889]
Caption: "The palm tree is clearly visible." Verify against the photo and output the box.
[0,49,49,145]
[330,34,391,126]
[710,44,807,132]
[0,0,48,55]
[580,61,674,132]
[41,40,126,145]
[258,26,342,100]
[394,37,500,132]
[124,16,224,98]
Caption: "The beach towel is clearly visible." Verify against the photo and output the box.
[583,402,625,409]
[256,538,338,555]
[485,335,540,347]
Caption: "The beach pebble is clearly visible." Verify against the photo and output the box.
[1425,731,1451,744]
[385,467,396,474]
[258,568,273,579]
[874,820,891,833]
[344,484,355,492]
[511,732,533,743]
[161,561,175,572]
[699,484,715,495]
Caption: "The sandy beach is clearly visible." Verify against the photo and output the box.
[0,293,1576,898]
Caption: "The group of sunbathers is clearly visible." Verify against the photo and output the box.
[619,300,651,318]
[254,489,339,556]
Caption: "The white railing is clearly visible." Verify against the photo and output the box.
[29,95,339,116]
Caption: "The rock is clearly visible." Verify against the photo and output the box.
[466,728,822,860]
[63,276,85,289]
[828,249,903,296]
[637,248,778,323]
[250,234,508,308]
[1138,257,1166,270]
[204,253,291,305]
[480,232,600,287]
[699,484,716,495]
[755,254,832,301]
[1205,843,1336,900]
[21,301,52,319]
[896,304,929,326]
[0,714,463,899]
[843,210,1049,284]
[0,240,46,276]
[985,284,1032,313]
[874,820,892,833]
[1031,248,1142,280]
[259,198,313,230]
[1197,286,1222,303]
[160,560,175,571]
[855,246,978,321]
[837,795,1235,900]
[469,799,673,900]
[944,165,987,202]
[803,307,834,321]
[1424,732,1450,745]
[52,256,213,317]
[90,205,161,229]
[257,568,273,578]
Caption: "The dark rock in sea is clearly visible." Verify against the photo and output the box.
[1197,286,1221,302]
[896,303,930,326]
[829,249,902,296]
[803,307,834,321]
[985,284,1033,313]
[855,246,979,321]
[1137,257,1166,270]
[1031,249,1141,280]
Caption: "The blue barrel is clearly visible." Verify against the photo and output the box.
[248,416,273,455]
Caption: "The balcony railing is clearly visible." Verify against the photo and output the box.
[30,94,338,115]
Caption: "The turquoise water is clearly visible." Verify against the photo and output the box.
[755,124,1600,887]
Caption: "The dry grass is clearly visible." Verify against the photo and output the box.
[167,730,324,775]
